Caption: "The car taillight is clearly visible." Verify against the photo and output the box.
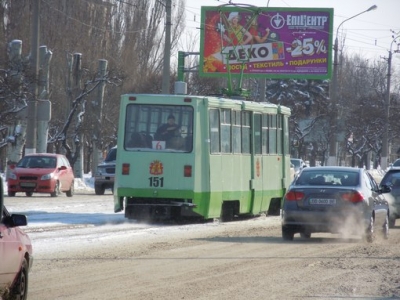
[341,191,364,203]
[285,190,305,201]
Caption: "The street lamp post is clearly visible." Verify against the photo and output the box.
[327,5,377,166]
[381,33,400,170]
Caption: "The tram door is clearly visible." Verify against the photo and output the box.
[251,113,265,214]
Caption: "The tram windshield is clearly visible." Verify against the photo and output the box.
[124,104,194,152]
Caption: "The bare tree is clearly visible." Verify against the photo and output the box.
[0,0,186,172]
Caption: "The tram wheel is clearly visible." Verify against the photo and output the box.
[221,203,234,222]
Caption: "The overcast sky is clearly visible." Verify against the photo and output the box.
[183,0,400,62]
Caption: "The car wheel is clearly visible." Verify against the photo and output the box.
[365,216,375,243]
[389,216,396,228]
[95,185,105,195]
[51,181,60,197]
[25,192,33,197]
[11,258,29,300]
[383,214,389,240]
[8,191,16,197]
[282,226,295,241]
[66,181,74,197]
[300,232,311,239]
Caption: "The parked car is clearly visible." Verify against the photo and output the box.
[379,167,400,227]
[389,158,400,168]
[281,166,390,242]
[1,177,33,300]
[94,146,117,195]
[290,158,307,175]
[7,153,75,197]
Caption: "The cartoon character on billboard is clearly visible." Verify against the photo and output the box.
[203,10,285,74]
[247,15,271,44]
[222,12,252,46]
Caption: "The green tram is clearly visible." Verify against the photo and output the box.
[114,94,291,222]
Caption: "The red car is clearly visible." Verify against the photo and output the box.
[7,153,75,197]
[1,178,33,299]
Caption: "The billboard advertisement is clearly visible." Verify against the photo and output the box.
[200,6,333,79]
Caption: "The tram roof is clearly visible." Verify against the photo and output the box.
[121,93,291,116]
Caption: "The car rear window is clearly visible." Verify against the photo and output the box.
[393,160,400,167]
[291,159,301,167]
[381,171,400,186]
[295,171,359,186]
[105,148,117,162]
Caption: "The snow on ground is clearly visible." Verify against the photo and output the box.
[0,168,386,256]
[1,173,236,256]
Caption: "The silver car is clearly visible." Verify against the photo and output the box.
[290,158,306,175]
[282,166,390,242]
[94,146,117,195]
[379,167,400,228]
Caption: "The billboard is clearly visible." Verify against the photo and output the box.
[200,6,333,79]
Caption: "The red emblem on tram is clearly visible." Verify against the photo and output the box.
[256,158,261,177]
[149,160,163,175]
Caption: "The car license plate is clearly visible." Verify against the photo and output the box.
[309,198,336,205]
[20,182,36,188]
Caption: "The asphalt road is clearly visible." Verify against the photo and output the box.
[4,191,400,300]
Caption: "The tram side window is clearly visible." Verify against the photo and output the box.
[262,115,269,154]
[268,114,277,154]
[242,111,251,154]
[232,111,241,153]
[277,115,282,154]
[180,111,193,152]
[210,109,220,153]
[221,109,231,153]
[254,114,262,154]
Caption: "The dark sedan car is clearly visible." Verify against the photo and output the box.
[282,166,390,242]
[379,167,400,228]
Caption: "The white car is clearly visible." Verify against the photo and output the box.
[290,158,306,175]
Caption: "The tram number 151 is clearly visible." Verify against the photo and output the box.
[149,176,164,187]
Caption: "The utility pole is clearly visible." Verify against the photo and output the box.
[91,59,108,178]
[327,5,377,166]
[259,79,266,102]
[37,46,52,153]
[7,40,26,178]
[161,0,171,94]
[26,0,40,154]
[381,32,400,170]
[70,53,83,177]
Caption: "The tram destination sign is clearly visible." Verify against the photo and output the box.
[199,6,333,79]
